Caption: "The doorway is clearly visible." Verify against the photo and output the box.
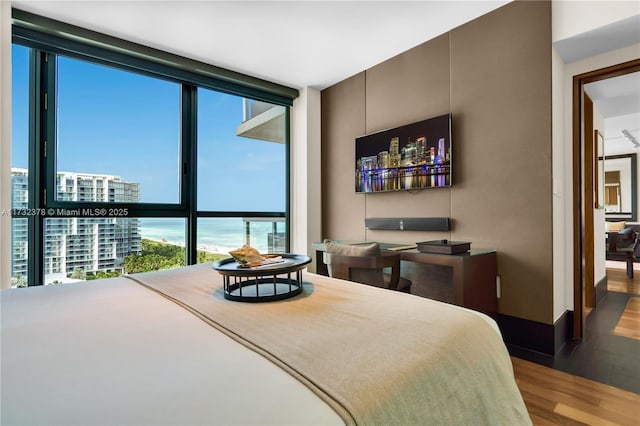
[573,59,640,339]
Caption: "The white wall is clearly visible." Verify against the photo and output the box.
[0,1,12,289]
[593,105,606,286]
[552,45,569,323]
[291,87,321,272]
[552,0,640,321]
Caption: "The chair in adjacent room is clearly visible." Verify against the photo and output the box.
[322,240,412,292]
[615,231,640,279]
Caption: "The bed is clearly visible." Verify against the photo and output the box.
[1,263,531,425]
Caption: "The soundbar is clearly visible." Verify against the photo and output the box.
[365,217,450,232]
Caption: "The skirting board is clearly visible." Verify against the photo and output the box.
[365,217,450,231]
[497,310,573,355]
[595,276,607,305]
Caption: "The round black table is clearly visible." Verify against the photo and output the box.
[212,253,311,302]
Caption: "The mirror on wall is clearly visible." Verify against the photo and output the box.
[600,153,637,221]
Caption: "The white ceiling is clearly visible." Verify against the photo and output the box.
[584,72,640,118]
[553,14,640,64]
[585,72,640,156]
[12,0,511,90]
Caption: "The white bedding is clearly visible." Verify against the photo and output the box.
[1,276,343,425]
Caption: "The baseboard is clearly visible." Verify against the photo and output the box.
[595,275,608,305]
[553,310,574,354]
[497,311,573,356]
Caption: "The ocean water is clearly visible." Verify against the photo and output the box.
[138,217,285,254]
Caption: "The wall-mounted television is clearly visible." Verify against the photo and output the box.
[355,113,452,193]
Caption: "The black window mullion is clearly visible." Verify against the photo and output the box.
[195,212,287,219]
[26,49,51,286]
[26,49,40,286]
[35,51,56,286]
[183,85,198,265]
[43,52,56,208]
[285,106,291,253]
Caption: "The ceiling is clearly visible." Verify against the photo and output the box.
[12,0,511,90]
[585,72,640,156]
[553,14,640,64]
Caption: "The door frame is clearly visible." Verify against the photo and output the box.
[573,58,640,339]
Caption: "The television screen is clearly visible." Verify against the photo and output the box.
[355,113,451,193]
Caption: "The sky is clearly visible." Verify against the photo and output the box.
[11,44,286,212]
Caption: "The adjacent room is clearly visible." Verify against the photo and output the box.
[1,1,639,425]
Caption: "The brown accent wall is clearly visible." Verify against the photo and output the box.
[321,1,553,324]
[321,73,367,239]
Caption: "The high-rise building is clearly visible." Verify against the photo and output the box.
[389,137,399,156]
[438,137,446,160]
[378,151,390,168]
[402,142,417,165]
[415,137,427,162]
[388,137,402,167]
[11,169,142,284]
[10,169,29,282]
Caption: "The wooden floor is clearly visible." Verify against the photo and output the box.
[512,357,640,425]
[605,265,640,295]
[607,262,640,341]
[510,261,640,424]
[614,297,640,340]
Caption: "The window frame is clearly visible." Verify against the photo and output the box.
[11,9,295,286]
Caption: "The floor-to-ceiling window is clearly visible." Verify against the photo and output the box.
[10,11,294,286]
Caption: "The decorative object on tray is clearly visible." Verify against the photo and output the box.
[213,245,311,302]
[229,244,282,267]
[416,239,471,255]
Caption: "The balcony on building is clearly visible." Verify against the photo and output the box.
[235,99,286,144]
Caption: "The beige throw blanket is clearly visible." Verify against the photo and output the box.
[127,263,531,426]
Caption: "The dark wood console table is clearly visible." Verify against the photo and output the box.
[313,241,497,317]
